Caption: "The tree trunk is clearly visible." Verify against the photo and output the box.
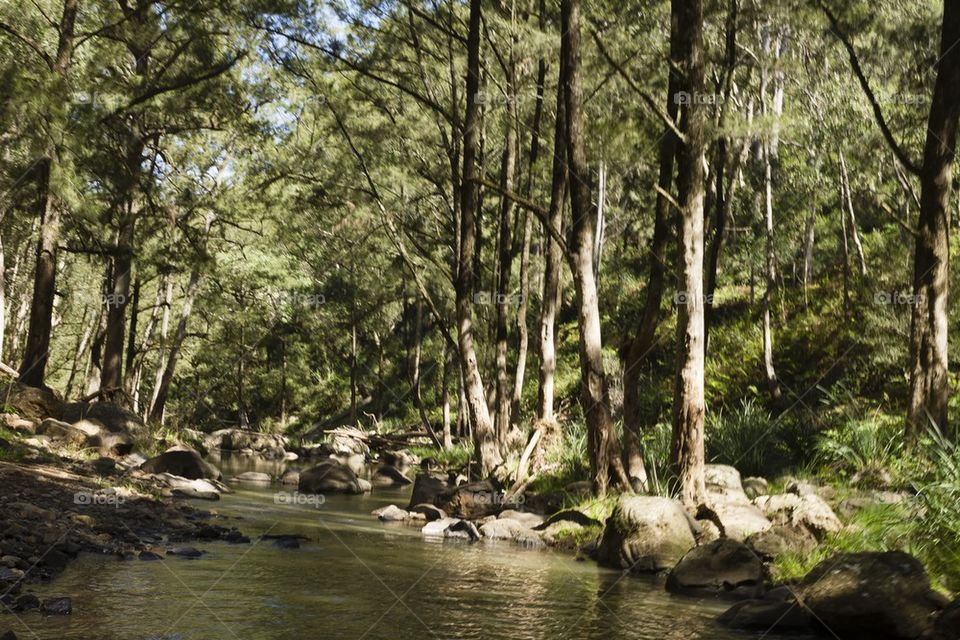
[670,0,708,508]
[838,149,867,277]
[458,0,502,476]
[148,212,215,424]
[442,340,453,450]
[493,57,519,445]
[907,0,960,438]
[18,0,78,388]
[147,273,173,419]
[561,0,631,496]
[622,21,682,491]
[538,77,567,423]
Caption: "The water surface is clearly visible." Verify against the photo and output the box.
[8,466,807,640]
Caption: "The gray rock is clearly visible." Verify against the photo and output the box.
[800,551,944,640]
[746,524,817,560]
[754,493,841,539]
[230,471,272,484]
[407,473,450,509]
[596,496,696,572]
[409,503,446,522]
[140,449,221,480]
[666,539,767,598]
[280,469,300,485]
[372,465,412,487]
[498,510,544,528]
[434,478,504,519]
[298,461,364,495]
[40,597,72,615]
[376,505,410,522]
[742,477,769,499]
[718,598,813,632]
[421,518,456,536]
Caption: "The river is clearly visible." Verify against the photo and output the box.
[7,456,810,640]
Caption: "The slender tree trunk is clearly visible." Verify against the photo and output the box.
[442,341,453,449]
[803,207,816,300]
[18,0,78,388]
[147,273,173,418]
[907,0,960,438]
[538,80,567,423]
[670,0,708,508]
[148,212,215,424]
[123,275,141,394]
[458,0,502,475]
[838,149,867,277]
[561,0,630,496]
[64,305,93,399]
[622,23,682,491]
[762,142,782,401]
[493,58,519,445]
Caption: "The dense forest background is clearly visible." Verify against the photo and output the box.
[2,0,960,586]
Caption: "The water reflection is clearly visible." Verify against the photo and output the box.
[8,464,812,640]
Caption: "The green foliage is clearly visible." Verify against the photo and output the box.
[814,412,904,480]
[707,398,811,478]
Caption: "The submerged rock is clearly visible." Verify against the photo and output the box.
[666,539,767,598]
[718,597,812,633]
[372,465,412,488]
[595,496,695,572]
[40,597,72,615]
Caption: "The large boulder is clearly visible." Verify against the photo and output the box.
[704,465,772,541]
[36,418,93,447]
[934,599,960,640]
[746,524,817,560]
[140,449,221,480]
[434,478,504,519]
[0,383,63,421]
[799,551,945,639]
[62,401,145,442]
[754,493,842,539]
[596,496,696,572]
[205,428,287,454]
[666,539,767,598]
[298,461,365,495]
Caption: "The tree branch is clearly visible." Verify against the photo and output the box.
[814,0,921,175]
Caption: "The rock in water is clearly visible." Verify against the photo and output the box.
[718,598,813,633]
[800,551,945,639]
[407,473,448,509]
[230,471,272,484]
[40,597,72,615]
[596,496,695,572]
[409,504,446,522]
[372,465,412,488]
[434,478,503,519]
[140,449,221,480]
[666,539,767,598]
[298,461,364,494]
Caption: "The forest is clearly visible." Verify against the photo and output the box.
[0,0,959,639]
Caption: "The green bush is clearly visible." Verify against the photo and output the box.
[707,398,798,477]
[814,412,904,480]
